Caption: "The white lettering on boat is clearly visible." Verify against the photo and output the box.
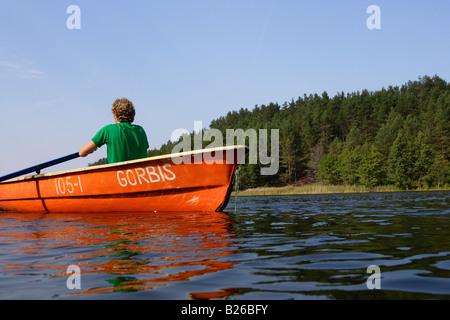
[54,176,83,195]
[117,164,176,187]
[126,169,137,186]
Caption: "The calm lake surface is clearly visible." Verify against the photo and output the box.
[0,191,449,300]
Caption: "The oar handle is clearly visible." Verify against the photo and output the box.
[0,152,80,183]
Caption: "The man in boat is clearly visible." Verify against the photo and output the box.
[79,98,149,163]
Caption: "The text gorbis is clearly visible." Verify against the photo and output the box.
[117,164,176,187]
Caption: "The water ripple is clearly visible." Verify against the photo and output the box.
[0,190,449,299]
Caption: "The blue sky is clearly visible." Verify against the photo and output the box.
[0,0,449,175]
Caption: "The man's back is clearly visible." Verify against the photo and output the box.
[92,122,149,164]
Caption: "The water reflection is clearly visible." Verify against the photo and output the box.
[1,191,449,300]
[0,211,237,299]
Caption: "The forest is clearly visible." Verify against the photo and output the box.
[97,75,450,191]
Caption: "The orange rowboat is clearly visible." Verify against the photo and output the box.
[0,145,246,213]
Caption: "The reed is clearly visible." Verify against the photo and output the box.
[234,183,410,196]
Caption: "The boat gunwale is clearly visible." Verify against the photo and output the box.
[0,145,247,184]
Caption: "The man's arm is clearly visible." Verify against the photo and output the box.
[79,140,98,157]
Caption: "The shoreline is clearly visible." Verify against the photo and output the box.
[233,183,450,197]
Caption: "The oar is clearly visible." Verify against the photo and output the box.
[0,152,80,183]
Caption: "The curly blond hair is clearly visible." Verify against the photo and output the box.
[112,98,136,123]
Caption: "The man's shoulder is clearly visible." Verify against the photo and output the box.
[94,123,119,137]
[129,123,146,132]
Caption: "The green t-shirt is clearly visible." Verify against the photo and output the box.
[92,122,149,164]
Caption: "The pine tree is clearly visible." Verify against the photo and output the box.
[340,144,361,185]
[388,130,416,189]
[374,111,404,162]
[388,130,433,189]
[357,143,385,187]
[415,132,433,187]
[318,153,343,185]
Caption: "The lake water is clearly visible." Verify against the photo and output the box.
[0,190,449,300]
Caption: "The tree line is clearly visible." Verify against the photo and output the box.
[101,75,450,190]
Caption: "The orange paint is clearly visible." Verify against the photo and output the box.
[0,146,246,213]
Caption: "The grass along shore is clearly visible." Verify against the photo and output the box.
[233,182,449,197]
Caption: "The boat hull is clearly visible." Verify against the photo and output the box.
[0,146,246,213]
